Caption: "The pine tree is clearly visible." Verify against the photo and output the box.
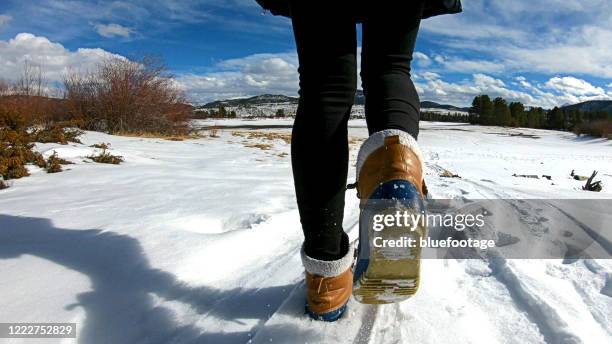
[493,97,511,126]
[509,102,525,127]
[218,105,227,118]
[548,107,565,130]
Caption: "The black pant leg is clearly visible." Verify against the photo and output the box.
[360,2,424,139]
[289,1,356,260]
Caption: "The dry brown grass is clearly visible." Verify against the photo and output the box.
[231,130,292,152]
[114,131,202,141]
[245,143,273,151]
[349,137,364,146]
[231,130,291,144]
[440,169,461,178]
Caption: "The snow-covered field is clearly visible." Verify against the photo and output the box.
[1,121,611,344]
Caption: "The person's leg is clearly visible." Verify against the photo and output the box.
[352,3,428,304]
[290,1,356,261]
[360,2,424,139]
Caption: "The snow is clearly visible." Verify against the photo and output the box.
[1,121,611,343]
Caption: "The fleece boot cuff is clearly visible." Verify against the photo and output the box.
[300,243,353,278]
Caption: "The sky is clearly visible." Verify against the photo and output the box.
[1,0,612,107]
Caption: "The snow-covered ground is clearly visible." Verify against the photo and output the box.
[1,121,611,344]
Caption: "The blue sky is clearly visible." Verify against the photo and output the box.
[1,0,612,107]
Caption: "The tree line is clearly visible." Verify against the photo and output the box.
[421,111,470,123]
[468,95,611,138]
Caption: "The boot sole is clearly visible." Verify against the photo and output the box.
[353,182,426,304]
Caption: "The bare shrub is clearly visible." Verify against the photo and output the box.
[45,151,72,173]
[0,62,67,126]
[88,149,124,164]
[33,121,83,144]
[573,120,612,139]
[16,61,47,97]
[0,107,47,180]
[0,79,12,96]
[64,56,191,135]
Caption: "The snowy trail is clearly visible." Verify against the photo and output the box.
[1,120,611,343]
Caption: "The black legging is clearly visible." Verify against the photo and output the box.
[290,1,424,260]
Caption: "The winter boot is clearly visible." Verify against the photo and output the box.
[301,242,354,321]
[352,129,427,304]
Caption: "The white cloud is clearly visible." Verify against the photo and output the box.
[419,0,612,78]
[176,52,299,103]
[94,23,133,38]
[413,73,538,107]
[544,76,606,96]
[440,59,506,74]
[433,55,446,64]
[0,33,125,83]
[413,52,431,67]
[420,72,441,81]
[0,14,12,27]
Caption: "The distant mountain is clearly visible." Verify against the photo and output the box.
[202,92,468,112]
[561,100,612,115]
[420,101,470,112]
[200,94,298,108]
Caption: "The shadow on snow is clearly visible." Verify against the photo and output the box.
[0,214,312,344]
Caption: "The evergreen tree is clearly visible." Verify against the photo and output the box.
[509,102,525,127]
[218,105,227,118]
[470,95,494,124]
[469,95,482,124]
[493,97,511,126]
[548,107,565,130]
[470,96,482,116]
[569,109,582,130]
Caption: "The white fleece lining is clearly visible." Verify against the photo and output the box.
[301,243,354,278]
[356,129,424,180]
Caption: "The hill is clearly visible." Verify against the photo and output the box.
[201,92,468,112]
[561,100,612,115]
[200,94,298,108]
[420,100,470,112]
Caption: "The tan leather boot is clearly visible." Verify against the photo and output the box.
[353,129,427,304]
[301,244,353,321]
